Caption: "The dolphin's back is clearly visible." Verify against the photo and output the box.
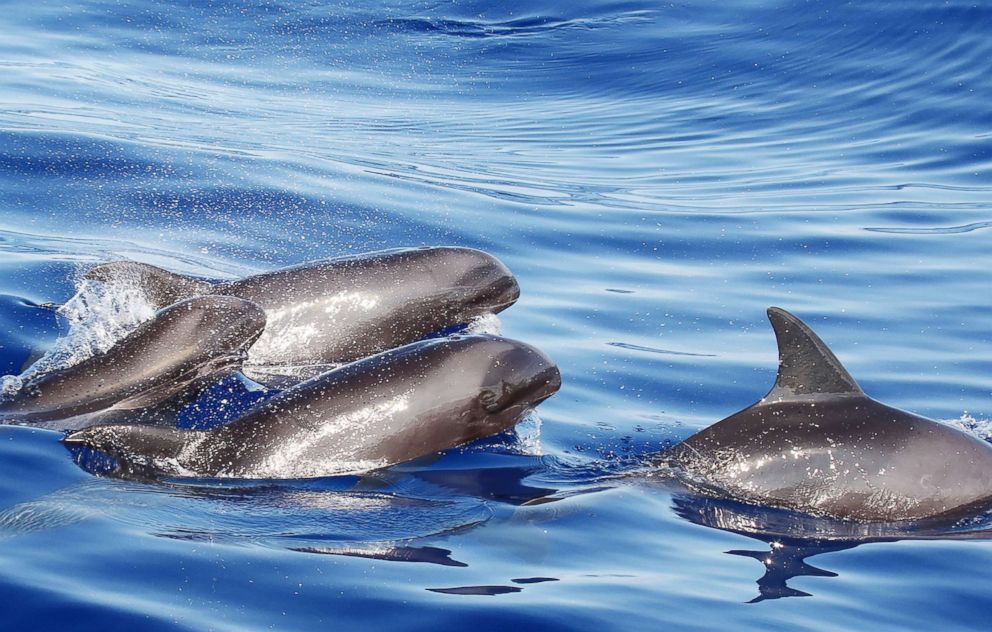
[667,396,992,520]
[659,307,992,521]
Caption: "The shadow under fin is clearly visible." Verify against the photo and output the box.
[764,307,863,399]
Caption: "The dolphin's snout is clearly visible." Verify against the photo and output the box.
[491,273,521,311]
[444,247,520,314]
[497,339,561,407]
[539,361,562,402]
[525,350,561,407]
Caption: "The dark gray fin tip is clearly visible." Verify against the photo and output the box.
[764,307,863,399]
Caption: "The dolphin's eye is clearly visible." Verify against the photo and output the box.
[479,388,503,412]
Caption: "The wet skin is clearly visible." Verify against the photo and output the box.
[654,308,992,521]
[65,334,561,479]
[86,247,521,365]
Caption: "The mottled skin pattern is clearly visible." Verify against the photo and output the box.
[656,308,992,521]
[65,334,561,479]
[0,296,266,429]
[86,247,520,365]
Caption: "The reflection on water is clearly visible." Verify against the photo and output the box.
[294,545,469,567]
[399,464,559,506]
[670,493,992,603]
[427,585,522,596]
[9,429,567,559]
[726,540,852,603]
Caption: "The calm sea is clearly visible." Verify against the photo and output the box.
[1,1,990,629]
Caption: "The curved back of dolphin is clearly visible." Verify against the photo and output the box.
[0,296,266,428]
[657,307,992,521]
[64,334,561,479]
[85,247,520,365]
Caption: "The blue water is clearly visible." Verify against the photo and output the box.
[1,0,991,629]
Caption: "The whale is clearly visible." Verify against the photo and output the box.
[85,247,520,366]
[0,296,266,430]
[64,334,561,479]
[653,307,992,521]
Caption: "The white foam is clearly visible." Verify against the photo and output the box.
[513,411,543,456]
[947,413,992,442]
[0,375,23,399]
[465,312,502,335]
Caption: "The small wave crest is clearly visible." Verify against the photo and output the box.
[865,221,992,235]
[373,13,651,40]
[947,414,992,442]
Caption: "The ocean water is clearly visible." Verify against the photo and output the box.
[1,0,991,629]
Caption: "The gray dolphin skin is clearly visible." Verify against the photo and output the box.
[0,296,266,430]
[655,307,992,521]
[85,247,521,365]
[64,334,561,479]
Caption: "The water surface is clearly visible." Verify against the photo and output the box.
[1,1,991,629]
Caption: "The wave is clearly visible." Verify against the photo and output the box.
[865,220,992,235]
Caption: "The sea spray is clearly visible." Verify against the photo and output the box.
[3,269,158,393]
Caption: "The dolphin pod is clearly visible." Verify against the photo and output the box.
[5,249,991,520]
[0,246,558,478]
[654,307,992,521]
[65,335,561,478]
[85,246,520,366]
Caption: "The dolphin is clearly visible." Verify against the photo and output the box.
[0,296,266,430]
[653,307,992,521]
[64,334,561,479]
[85,247,521,366]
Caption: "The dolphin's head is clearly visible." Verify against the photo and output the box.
[413,247,520,317]
[461,251,520,315]
[437,334,561,443]
[156,295,268,358]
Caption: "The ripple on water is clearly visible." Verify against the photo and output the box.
[1,0,992,629]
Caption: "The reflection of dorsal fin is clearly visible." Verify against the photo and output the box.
[764,307,863,399]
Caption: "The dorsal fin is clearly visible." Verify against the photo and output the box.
[85,261,212,310]
[763,307,863,399]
